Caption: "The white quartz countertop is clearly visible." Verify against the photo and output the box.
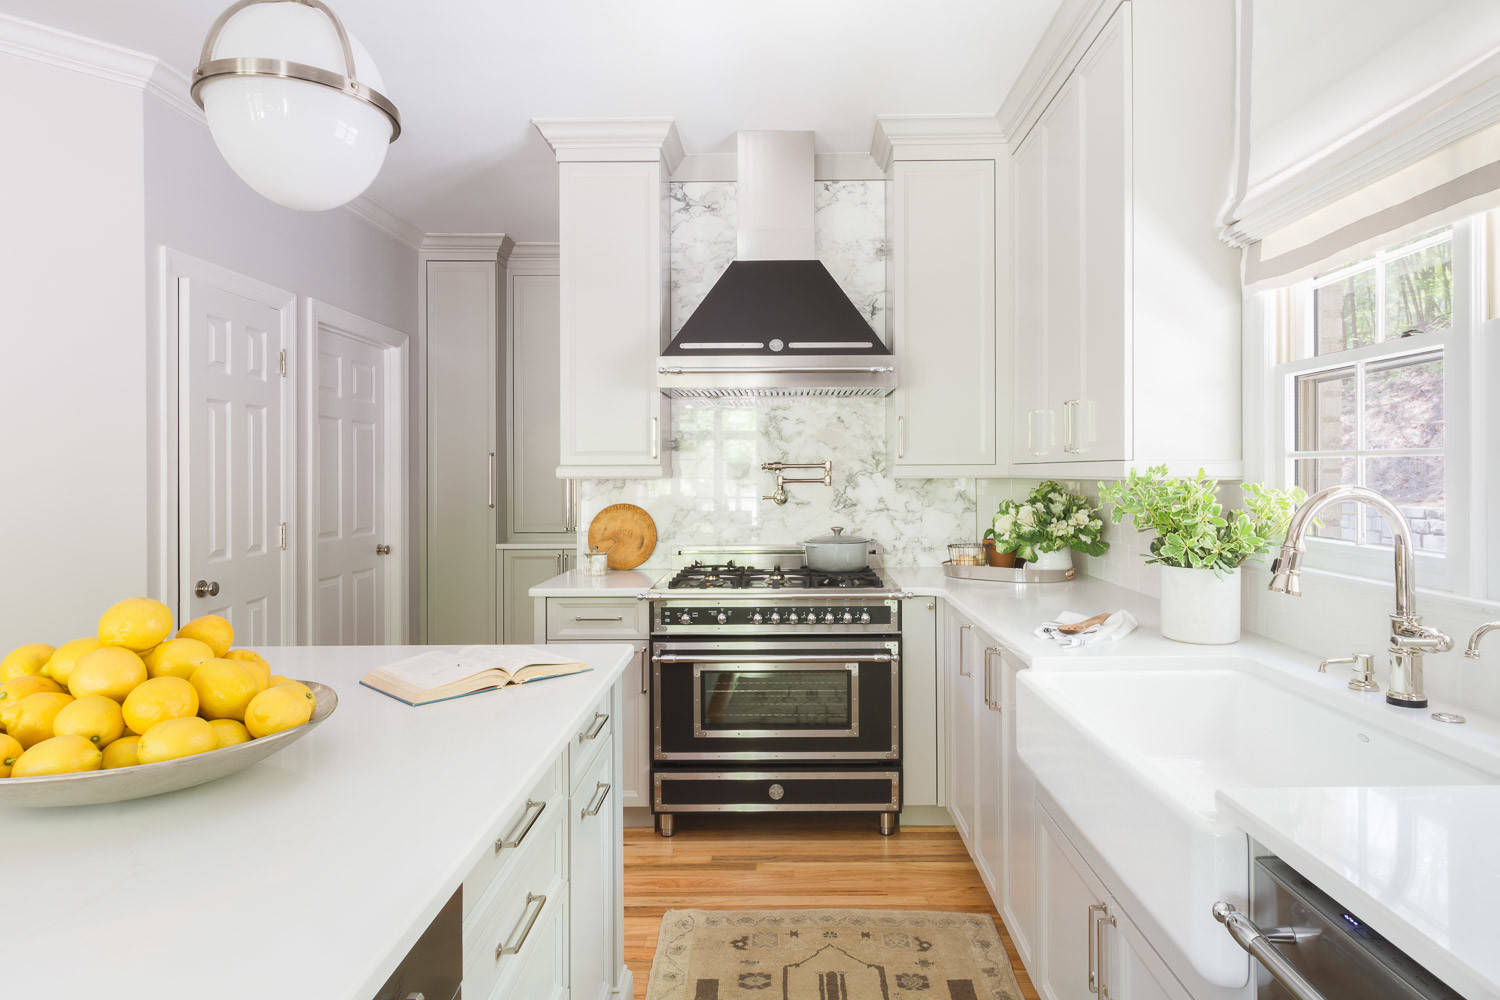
[0,642,633,1000]
[529,567,659,596]
[1218,785,1500,999]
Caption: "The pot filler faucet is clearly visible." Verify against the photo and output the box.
[1268,485,1452,708]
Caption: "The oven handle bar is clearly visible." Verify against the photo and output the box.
[1212,903,1327,1000]
[637,590,913,601]
[653,652,896,663]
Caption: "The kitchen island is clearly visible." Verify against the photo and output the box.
[0,642,635,1000]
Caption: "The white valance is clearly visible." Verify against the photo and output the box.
[1223,0,1500,287]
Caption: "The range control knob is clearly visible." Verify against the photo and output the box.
[716,611,729,625]
[841,611,854,624]
[751,612,764,624]
[678,611,692,624]
[784,611,796,623]
[823,611,836,624]
[771,611,783,624]
[859,611,872,624]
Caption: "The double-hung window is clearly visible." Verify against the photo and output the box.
[1271,224,1475,591]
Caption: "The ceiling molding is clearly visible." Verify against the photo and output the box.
[995,0,1117,145]
[870,114,1006,171]
[420,233,516,261]
[531,117,685,171]
[144,59,203,125]
[673,151,885,183]
[0,11,157,88]
[345,195,425,250]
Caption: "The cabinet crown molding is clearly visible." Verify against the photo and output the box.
[420,233,516,261]
[531,117,685,171]
[995,0,1119,147]
[870,114,1007,171]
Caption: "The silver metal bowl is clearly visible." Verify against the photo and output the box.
[0,680,337,808]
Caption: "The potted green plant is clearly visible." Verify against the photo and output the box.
[985,481,1109,572]
[1099,467,1305,644]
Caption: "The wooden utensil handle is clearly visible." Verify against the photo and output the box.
[1057,612,1112,634]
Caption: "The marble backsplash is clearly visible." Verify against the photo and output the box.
[575,179,975,567]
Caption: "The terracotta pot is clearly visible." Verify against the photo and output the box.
[982,541,1016,568]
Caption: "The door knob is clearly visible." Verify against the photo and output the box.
[375,544,391,556]
[194,580,220,598]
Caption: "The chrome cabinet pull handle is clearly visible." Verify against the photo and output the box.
[983,647,1002,710]
[1213,903,1327,1000]
[652,652,894,663]
[581,780,611,817]
[488,451,496,508]
[495,892,547,959]
[1063,399,1084,454]
[651,415,659,460]
[1095,903,1116,997]
[1087,902,1108,994]
[578,711,609,742]
[494,798,546,854]
[957,623,974,677]
[639,647,648,694]
[1025,409,1035,455]
[573,616,624,622]
[896,415,905,460]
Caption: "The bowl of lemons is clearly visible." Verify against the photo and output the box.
[0,599,336,807]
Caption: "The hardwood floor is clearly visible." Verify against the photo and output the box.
[623,814,1040,1000]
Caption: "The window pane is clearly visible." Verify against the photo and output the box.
[1365,352,1444,449]
[1385,239,1452,337]
[1293,367,1356,451]
[1314,268,1377,355]
[1293,457,1358,542]
[1364,456,1445,553]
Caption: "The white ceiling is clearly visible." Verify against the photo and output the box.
[11,0,1063,241]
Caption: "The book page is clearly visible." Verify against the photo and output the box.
[375,649,486,690]
[454,645,583,674]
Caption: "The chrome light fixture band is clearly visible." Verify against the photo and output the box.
[191,0,402,142]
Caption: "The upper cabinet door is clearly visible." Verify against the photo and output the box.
[889,158,1001,474]
[508,271,569,536]
[556,160,670,477]
[1012,119,1053,464]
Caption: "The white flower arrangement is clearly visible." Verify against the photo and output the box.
[985,481,1109,561]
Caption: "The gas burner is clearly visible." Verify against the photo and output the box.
[666,559,886,591]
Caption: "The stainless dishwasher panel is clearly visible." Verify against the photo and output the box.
[1250,856,1462,1000]
[371,886,463,1000]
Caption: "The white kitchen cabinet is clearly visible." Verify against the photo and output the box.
[1008,0,1241,478]
[498,548,571,644]
[875,117,1009,477]
[534,120,679,479]
[901,598,941,807]
[1000,648,1040,969]
[506,252,575,541]
[944,610,979,848]
[424,245,508,644]
[570,705,620,1000]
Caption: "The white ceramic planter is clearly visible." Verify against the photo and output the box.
[1159,565,1241,644]
[1031,549,1074,572]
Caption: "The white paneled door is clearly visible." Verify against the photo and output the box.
[179,278,292,644]
[314,328,387,644]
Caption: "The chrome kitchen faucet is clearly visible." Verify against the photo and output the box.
[1268,485,1453,708]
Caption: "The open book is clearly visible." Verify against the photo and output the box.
[360,645,591,706]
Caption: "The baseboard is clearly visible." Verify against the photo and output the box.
[612,965,635,999]
[625,806,655,828]
[899,805,953,827]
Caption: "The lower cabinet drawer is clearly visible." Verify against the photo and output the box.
[462,806,567,1000]
[654,769,901,812]
[486,890,568,1000]
[463,753,565,922]
[546,598,647,640]
[570,691,613,793]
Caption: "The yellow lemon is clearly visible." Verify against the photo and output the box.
[7,692,74,749]
[11,734,103,777]
[244,684,314,739]
[142,638,216,680]
[52,695,125,748]
[267,675,294,688]
[224,649,271,691]
[68,647,147,702]
[271,679,314,706]
[0,733,22,777]
[122,676,199,735]
[176,615,233,658]
[101,735,140,770]
[42,638,102,686]
[0,675,64,731]
[1,643,55,681]
[208,718,252,748]
[137,717,216,764]
[188,659,259,721]
[97,597,174,652]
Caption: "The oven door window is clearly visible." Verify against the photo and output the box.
[694,663,858,738]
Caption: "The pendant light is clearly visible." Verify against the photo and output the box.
[191,0,402,211]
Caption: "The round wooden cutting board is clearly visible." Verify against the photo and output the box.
[587,503,658,570]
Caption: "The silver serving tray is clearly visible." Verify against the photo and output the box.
[942,560,1075,584]
[0,680,336,808]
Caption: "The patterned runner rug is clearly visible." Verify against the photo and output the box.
[644,909,1025,1000]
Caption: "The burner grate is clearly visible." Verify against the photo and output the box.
[666,560,886,590]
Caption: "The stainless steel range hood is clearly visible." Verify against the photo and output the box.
[658,131,895,398]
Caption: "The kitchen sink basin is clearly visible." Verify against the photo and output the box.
[1016,659,1495,989]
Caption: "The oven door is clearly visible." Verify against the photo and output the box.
[652,639,899,762]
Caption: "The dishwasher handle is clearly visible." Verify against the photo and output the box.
[1213,902,1328,1000]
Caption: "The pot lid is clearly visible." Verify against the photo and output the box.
[804,526,870,545]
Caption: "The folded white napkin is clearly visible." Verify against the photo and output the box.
[1035,609,1139,648]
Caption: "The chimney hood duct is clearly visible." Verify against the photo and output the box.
[658,130,895,398]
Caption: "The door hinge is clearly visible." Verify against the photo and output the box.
[279,522,288,550]
[279,349,287,378]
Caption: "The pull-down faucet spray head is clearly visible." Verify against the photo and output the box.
[1267,545,1303,597]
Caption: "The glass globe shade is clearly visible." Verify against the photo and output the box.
[199,3,393,211]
